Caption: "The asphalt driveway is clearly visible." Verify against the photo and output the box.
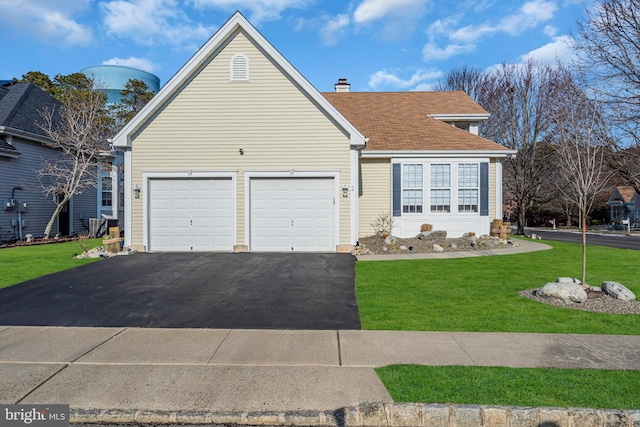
[0,253,361,329]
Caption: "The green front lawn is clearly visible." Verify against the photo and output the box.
[0,239,103,289]
[376,365,640,409]
[357,240,640,334]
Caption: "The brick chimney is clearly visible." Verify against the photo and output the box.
[334,78,350,92]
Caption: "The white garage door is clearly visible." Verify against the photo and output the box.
[250,178,335,252]
[149,178,233,251]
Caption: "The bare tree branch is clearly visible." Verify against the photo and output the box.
[35,77,110,238]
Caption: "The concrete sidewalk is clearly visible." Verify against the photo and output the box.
[1,326,639,415]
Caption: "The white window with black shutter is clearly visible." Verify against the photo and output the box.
[391,159,491,238]
[458,163,479,213]
[402,164,423,213]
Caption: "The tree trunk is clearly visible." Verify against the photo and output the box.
[43,201,66,239]
[581,220,587,286]
[516,208,526,235]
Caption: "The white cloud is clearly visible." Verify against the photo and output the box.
[448,0,557,44]
[102,57,160,73]
[353,0,428,23]
[0,0,93,45]
[423,42,476,60]
[100,0,214,46]
[368,68,443,90]
[450,24,495,43]
[319,14,350,46]
[498,0,557,35]
[190,0,311,23]
[520,34,576,63]
[543,24,558,37]
[351,0,429,40]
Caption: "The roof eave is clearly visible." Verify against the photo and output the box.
[361,149,517,158]
[428,113,490,121]
[0,126,50,145]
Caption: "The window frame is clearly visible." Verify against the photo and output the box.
[430,163,451,213]
[458,163,479,213]
[401,163,424,213]
[101,175,113,207]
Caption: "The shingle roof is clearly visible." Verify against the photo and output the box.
[0,82,61,139]
[322,91,509,152]
[613,186,638,203]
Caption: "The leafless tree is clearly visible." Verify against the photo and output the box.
[434,65,484,101]
[550,81,614,285]
[476,59,569,234]
[573,0,640,193]
[36,78,111,238]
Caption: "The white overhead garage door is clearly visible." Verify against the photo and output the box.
[250,178,335,252]
[149,178,233,251]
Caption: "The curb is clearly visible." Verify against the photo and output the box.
[71,403,640,426]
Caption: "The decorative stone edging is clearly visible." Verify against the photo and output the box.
[70,403,640,426]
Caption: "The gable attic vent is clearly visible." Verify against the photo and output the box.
[230,54,249,82]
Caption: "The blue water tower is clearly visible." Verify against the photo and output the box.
[81,65,160,104]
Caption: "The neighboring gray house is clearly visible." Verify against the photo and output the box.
[608,186,639,227]
[0,82,97,241]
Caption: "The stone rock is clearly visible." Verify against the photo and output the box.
[384,235,398,245]
[420,223,433,232]
[379,231,390,239]
[479,234,495,240]
[399,245,408,251]
[530,233,542,240]
[25,234,33,243]
[418,230,447,241]
[381,246,388,252]
[432,244,444,252]
[449,243,457,250]
[538,282,587,303]
[557,277,582,285]
[88,251,107,259]
[602,281,636,302]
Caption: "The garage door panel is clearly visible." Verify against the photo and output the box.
[250,178,334,252]
[149,178,233,252]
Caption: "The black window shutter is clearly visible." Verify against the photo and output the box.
[393,163,401,217]
[480,162,489,216]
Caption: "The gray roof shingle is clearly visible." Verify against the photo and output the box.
[0,82,61,139]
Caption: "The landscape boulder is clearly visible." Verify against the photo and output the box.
[418,230,447,241]
[556,277,582,285]
[384,235,398,245]
[602,281,636,302]
[538,282,587,303]
[432,244,444,252]
[420,223,433,232]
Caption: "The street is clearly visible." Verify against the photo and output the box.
[525,228,640,251]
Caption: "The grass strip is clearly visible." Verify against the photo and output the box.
[0,238,103,289]
[376,365,640,409]
[357,240,640,334]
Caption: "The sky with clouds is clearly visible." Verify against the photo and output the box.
[0,0,592,92]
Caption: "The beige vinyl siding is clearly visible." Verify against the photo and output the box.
[129,30,352,249]
[489,158,497,220]
[358,158,391,238]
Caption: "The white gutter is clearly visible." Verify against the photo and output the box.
[361,149,517,158]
